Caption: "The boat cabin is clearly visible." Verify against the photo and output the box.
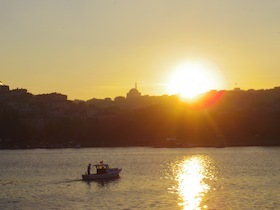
[94,164,109,174]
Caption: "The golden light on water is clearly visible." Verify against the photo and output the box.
[169,156,214,210]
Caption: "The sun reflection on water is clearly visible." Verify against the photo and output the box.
[170,156,214,210]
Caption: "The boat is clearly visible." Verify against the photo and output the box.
[82,162,122,181]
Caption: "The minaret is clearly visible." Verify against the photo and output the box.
[135,82,137,90]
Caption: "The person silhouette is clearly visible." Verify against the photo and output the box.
[87,163,91,175]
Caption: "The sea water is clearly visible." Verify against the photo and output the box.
[0,147,279,209]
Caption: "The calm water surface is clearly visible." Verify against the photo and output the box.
[0,147,279,209]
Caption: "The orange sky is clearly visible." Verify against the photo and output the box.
[1,1,280,100]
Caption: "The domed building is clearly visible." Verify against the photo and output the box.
[126,83,141,99]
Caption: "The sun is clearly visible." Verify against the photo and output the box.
[166,60,226,100]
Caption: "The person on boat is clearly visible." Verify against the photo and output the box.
[87,163,91,175]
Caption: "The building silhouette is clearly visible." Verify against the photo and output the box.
[126,83,141,99]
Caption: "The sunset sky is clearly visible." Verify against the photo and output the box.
[1,0,280,100]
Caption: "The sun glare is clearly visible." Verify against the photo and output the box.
[166,60,226,100]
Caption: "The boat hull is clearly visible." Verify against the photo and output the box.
[82,168,122,181]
